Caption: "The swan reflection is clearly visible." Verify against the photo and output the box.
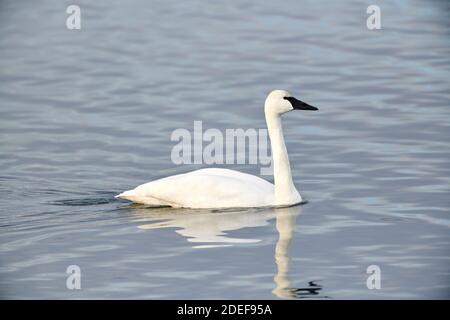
[271,207,328,299]
[134,206,277,245]
[130,204,326,298]
[272,206,298,298]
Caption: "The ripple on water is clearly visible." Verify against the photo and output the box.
[0,0,449,299]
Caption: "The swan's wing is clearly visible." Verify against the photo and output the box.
[123,169,275,208]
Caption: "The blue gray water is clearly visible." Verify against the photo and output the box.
[0,0,449,299]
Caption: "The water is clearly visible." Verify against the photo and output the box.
[0,0,449,299]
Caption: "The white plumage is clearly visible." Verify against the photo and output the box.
[116,89,318,208]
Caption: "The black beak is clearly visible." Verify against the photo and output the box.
[284,96,318,111]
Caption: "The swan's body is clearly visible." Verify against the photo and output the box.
[119,168,275,208]
[116,90,318,208]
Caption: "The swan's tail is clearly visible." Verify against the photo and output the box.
[115,189,174,207]
[115,189,136,200]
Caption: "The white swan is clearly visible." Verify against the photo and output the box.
[116,89,318,208]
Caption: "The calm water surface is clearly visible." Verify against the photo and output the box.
[0,0,449,299]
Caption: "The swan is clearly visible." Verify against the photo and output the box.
[116,89,318,208]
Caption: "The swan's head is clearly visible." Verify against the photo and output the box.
[264,89,318,116]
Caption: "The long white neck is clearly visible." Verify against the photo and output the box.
[265,111,302,206]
